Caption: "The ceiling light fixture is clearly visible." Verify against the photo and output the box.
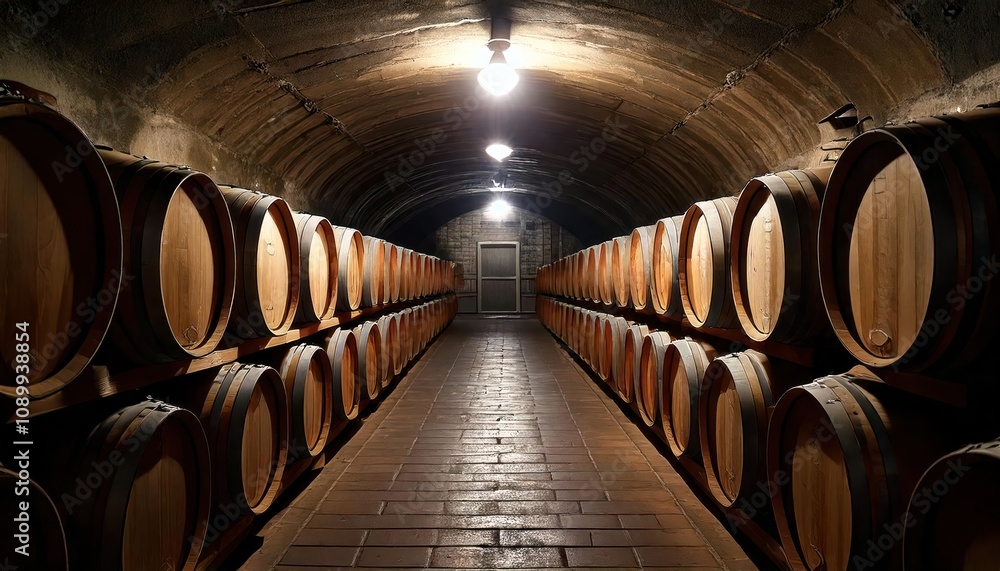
[486,198,512,220]
[478,18,519,96]
[486,143,512,161]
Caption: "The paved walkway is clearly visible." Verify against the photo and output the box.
[243,317,757,570]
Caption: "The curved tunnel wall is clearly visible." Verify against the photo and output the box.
[2,0,1000,247]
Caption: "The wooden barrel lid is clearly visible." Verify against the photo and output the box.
[638,331,672,427]
[294,213,338,322]
[279,344,334,458]
[326,328,360,420]
[662,338,717,458]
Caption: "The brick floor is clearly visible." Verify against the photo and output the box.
[248,317,758,569]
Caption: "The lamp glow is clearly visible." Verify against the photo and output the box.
[486,199,512,220]
[486,143,512,161]
[478,50,519,96]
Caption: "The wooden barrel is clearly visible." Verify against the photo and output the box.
[593,313,610,382]
[293,213,338,322]
[388,313,404,375]
[767,373,952,571]
[679,197,739,329]
[384,241,400,303]
[324,328,361,420]
[401,308,416,362]
[662,338,717,459]
[651,215,685,317]
[99,149,236,363]
[818,108,1000,371]
[581,246,595,301]
[278,344,333,459]
[66,398,210,570]
[638,331,673,427]
[611,236,632,308]
[331,226,364,311]
[223,187,300,337]
[731,169,831,342]
[195,363,288,515]
[699,350,808,508]
[354,320,383,401]
[362,236,385,307]
[597,240,614,305]
[620,324,649,404]
[604,316,630,396]
[904,440,1000,570]
[0,468,67,570]
[377,314,398,385]
[0,96,122,398]
[629,225,655,310]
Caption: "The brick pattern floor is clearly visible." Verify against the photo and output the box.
[254,317,758,569]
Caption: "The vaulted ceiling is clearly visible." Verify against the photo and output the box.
[8,0,999,245]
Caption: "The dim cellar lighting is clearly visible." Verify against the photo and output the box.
[486,198,512,220]
[478,17,519,96]
[486,143,512,161]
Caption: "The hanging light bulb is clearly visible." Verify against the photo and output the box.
[486,198,512,220]
[486,143,512,161]
[478,51,519,96]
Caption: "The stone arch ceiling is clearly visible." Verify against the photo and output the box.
[12,0,1000,246]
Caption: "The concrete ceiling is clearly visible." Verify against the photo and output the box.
[8,0,1000,245]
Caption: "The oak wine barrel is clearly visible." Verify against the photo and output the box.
[593,313,609,382]
[585,246,599,301]
[384,241,400,303]
[767,373,952,571]
[324,328,361,421]
[278,344,334,459]
[638,331,673,427]
[332,225,365,311]
[65,399,210,570]
[604,316,630,396]
[194,363,288,515]
[611,236,631,308]
[388,313,404,375]
[0,468,67,570]
[597,240,614,305]
[377,313,398,386]
[651,215,685,317]
[362,236,385,307]
[620,323,649,404]
[731,168,831,342]
[223,187,300,337]
[0,95,122,398]
[904,440,1000,570]
[679,197,739,329]
[818,107,1000,371]
[354,320,383,401]
[99,149,236,363]
[293,213,338,322]
[662,338,717,459]
[629,225,655,310]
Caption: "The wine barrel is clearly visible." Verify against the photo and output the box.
[679,197,739,329]
[332,226,365,311]
[0,95,122,398]
[362,236,385,307]
[610,236,631,308]
[377,314,398,385]
[767,373,951,571]
[699,350,808,508]
[354,320,383,401]
[651,215,685,317]
[222,187,300,337]
[732,168,831,342]
[0,468,67,570]
[99,149,236,363]
[325,328,361,420]
[384,241,400,303]
[904,440,1000,570]
[293,213,338,322]
[583,246,597,301]
[638,331,673,427]
[604,316,630,397]
[593,313,610,382]
[399,308,414,363]
[629,225,655,310]
[620,323,649,404]
[195,363,288,515]
[662,338,717,459]
[65,399,210,570]
[597,240,614,305]
[387,313,404,375]
[818,108,1000,371]
[278,344,333,459]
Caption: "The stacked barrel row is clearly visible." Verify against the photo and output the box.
[0,94,457,400]
[537,104,1000,571]
[3,296,458,571]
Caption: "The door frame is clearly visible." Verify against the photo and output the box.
[477,241,521,313]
